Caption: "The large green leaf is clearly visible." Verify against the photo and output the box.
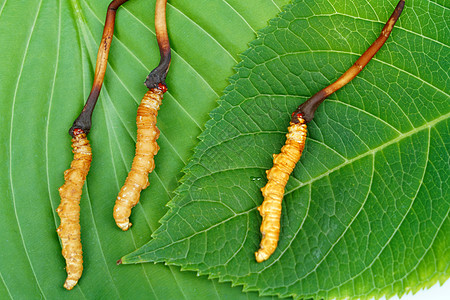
[0,0,290,298]
[122,0,450,299]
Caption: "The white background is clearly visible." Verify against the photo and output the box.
[379,279,450,300]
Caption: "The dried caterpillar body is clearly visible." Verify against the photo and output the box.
[113,0,171,231]
[113,86,165,230]
[255,117,307,263]
[56,128,92,290]
[56,0,129,289]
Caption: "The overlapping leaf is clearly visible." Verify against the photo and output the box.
[0,0,289,298]
[122,0,450,299]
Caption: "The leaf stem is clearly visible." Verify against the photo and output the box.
[69,0,129,137]
[291,0,405,124]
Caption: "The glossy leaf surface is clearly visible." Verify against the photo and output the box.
[0,0,288,298]
[122,0,450,299]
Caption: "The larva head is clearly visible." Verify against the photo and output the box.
[157,82,168,93]
[69,94,97,137]
[290,89,325,124]
[145,65,169,90]
[290,110,307,124]
[72,128,85,136]
[69,115,91,137]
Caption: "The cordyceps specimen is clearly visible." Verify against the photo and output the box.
[255,0,405,263]
[113,0,171,231]
[56,0,128,290]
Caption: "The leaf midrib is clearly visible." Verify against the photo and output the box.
[286,111,449,195]
[183,108,448,188]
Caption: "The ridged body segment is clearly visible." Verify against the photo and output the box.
[114,88,163,230]
[256,118,307,262]
[57,132,92,290]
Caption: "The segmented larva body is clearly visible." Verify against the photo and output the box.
[113,87,164,230]
[256,117,307,263]
[56,129,92,290]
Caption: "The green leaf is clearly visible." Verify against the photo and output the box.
[0,0,289,298]
[122,0,450,299]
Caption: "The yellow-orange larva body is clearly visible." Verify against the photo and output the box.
[256,117,307,263]
[114,88,164,230]
[56,130,92,290]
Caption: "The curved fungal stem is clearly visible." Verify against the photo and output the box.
[145,0,171,89]
[114,0,171,231]
[69,0,129,137]
[256,0,405,263]
[57,0,128,290]
[291,0,405,124]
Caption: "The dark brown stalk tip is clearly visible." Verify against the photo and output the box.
[291,0,405,124]
[69,115,92,137]
[116,259,122,265]
[145,0,171,89]
[69,0,129,137]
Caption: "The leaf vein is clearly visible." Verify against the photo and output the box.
[8,1,47,297]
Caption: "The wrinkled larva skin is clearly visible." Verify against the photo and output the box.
[114,88,164,231]
[256,118,307,263]
[57,131,92,290]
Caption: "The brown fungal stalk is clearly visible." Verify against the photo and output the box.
[113,0,171,231]
[256,0,405,263]
[57,0,128,290]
